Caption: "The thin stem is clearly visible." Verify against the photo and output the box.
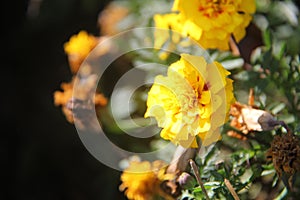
[224,178,240,200]
[189,159,210,200]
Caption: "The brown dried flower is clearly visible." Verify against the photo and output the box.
[266,132,300,190]
[54,66,107,129]
[228,88,278,140]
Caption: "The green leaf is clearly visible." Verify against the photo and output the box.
[271,102,286,114]
[211,170,224,181]
[263,29,272,49]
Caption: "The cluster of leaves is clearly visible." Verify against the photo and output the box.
[253,30,300,127]
[233,0,300,130]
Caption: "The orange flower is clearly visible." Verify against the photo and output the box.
[54,66,107,125]
[98,2,129,36]
[119,159,175,200]
[63,31,99,73]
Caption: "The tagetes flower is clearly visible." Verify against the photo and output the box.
[145,54,235,148]
[228,102,276,140]
[153,14,183,60]
[228,89,278,140]
[98,2,129,36]
[119,160,174,200]
[54,73,107,123]
[154,0,255,50]
[54,81,74,123]
[153,14,182,49]
[64,31,98,73]
[266,132,300,190]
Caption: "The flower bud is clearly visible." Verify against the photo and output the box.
[177,172,197,189]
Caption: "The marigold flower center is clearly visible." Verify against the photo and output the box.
[203,83,210,91]
[198,0,234,17]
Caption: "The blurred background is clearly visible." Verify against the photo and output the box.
[4,0,128,199]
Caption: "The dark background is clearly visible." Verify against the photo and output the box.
[3,0,126,199]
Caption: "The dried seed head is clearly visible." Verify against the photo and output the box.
[266,132,300,190]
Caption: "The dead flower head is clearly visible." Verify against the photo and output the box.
[266,132,300,190]
[54,65,107,129]
[228,89,278,140]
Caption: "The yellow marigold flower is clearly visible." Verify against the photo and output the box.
[154,0,256,50]
[153,13,183,49]
[145,54,235,147]
[119,160,174,200]
[153,14,183,60]
[64,31,98,73]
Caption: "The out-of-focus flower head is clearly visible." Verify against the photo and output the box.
[145,54,235,148]
[266,132,300,190]
[54,80,74,123]
[54,65,107,127]
[98,1,129,36]
[153,14,183,60]
[119,159,175,200]
[64,31,99,73]
[154,0,256,50]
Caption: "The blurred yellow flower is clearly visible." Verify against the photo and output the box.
[153,13,183,49]
[64,31,98,73]
[119,160,174,200]
[145,54,235,147]
[154,0,255,50]
[153,14,183,60]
